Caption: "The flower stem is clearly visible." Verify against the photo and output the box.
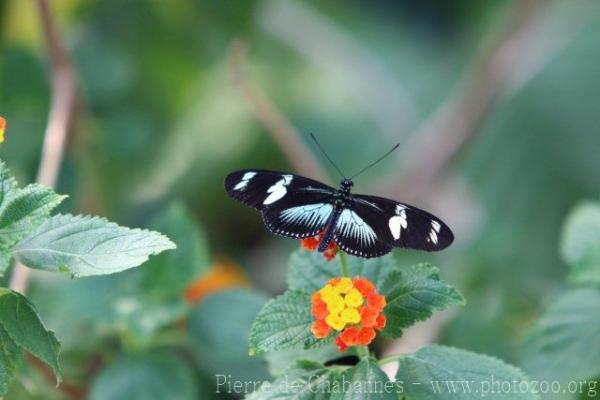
[339,251,350,277]
[356,345,370,359]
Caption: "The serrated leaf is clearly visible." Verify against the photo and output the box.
[560,201,600,267]
[0,184,66,249]
[0,160,65,259]
[249,290,323,355]
[246,360,339,400]
[0,161,17,208]
[523,289,600,382]
[188,289,269,383]
[287,250,398,293]
[0,288,60,383]
[395,345,539,399]
[332,358,396,400]
[380,263,465,338]
[13,214,176,277]
[0,325,22,395]
[89,353,197,400]
[141,202,210,296]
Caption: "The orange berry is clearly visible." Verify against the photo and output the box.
[353,277,375,297]
[360,306,378,327]
[311,319,332,339]
[374,314,387,330]
[335,336,348,352]
[367,293,386,311]
[311,299,329,319]
[356,327,376,345]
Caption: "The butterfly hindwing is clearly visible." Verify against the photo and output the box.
[350,194,454,252]
[333,208,393,258]
[225,169,336,238]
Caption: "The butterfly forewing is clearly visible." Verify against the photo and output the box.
[225,169,336,238]
[351,194,454,252]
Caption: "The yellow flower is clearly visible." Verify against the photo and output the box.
[320,284,338,300]
[340,307,360,324]
[336,277,353,294]
[345,288,364,308]
[325,294,345,314]
[325,313,346,331]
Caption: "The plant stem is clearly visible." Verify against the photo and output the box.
[338,251,350,277]
[356,345,370,359]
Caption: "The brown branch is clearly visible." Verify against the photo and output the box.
[388,0,543,203]
[228,39,329,183]
[9,0,77,293]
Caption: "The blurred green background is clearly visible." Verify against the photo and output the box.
[1,0,600,398]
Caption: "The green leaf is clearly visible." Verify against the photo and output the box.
[13,214,176,277]
[0,288,61,383]
[0,252,10,276]
[287,249,398,292]
[333,358,396,400]
[395,345,539,399]
[0,161,17,207]
[140,202,210,296]
[523,288,600,382]
[380,263,465,338]
[0,161,65,265]
[188,289,269,383]
[249,290,323,355]
[89,353,197,400]
[0,184,66,249]
[264,343,346,377]
[246,360,339,400]
[568,246,600,286]
[560,201,600,267]
[0,325,22,395]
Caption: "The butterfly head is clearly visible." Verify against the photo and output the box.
[341,179,354,191]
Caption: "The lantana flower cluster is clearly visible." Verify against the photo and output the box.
[300,231,339,261]
[311,276,386,352]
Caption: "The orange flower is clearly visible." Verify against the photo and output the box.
[353,277,375,297]
[300,230,339,261]
[309,276,387,352]
[311,319,331,339]
[184,258,248,303]
[0,117,6,143]
[360,306,379,327]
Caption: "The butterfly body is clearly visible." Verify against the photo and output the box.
[225,169,454,258]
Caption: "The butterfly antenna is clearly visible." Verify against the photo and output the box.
[349,143,400,180]
[310,133,347,179]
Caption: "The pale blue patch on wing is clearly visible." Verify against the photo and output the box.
[280,203,333,228]
[336,209,377,246]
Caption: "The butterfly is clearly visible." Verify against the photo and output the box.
[224,135,454,259]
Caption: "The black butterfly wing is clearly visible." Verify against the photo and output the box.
[346,194,454,252]
[332,207,393,258]
[225,169,336,239]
